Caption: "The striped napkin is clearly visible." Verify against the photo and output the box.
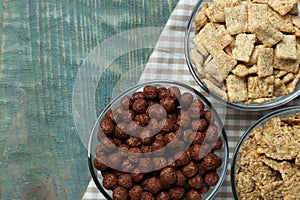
[82,0,300,199]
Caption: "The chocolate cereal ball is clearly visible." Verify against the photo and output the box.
[182,161,198,178]
[102,173,118,190]
[129,185,143,200]
[142,177,163,194]
[188,175,204,189]
[141,191,155,200]
[118,173,133,189]
[160,167,177,185]
[143,85,158,99]
[204,171,219,186]
[168,187,185,200]
[132,99,148,114]
[156,191,170,200]
[187,189,201,200]
[113,186,128,200]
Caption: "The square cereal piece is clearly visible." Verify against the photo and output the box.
[202,79,228,100]
[205,5,217,22]
[248,45,265,65]
[195,23,221,55]
[232,64,258,77]
[247,2,269,32]
[192,37,209,57]
[268,9,294,33]
[225,3,248,35]
[257,48,274,78]
[203,58,224,82]
[274,57,299,73]
[232,34,256,62]
[226,74,248,102]
[215,25,233,50]
[190,49,204,77]
[196,23,233,57]
[292,16,300,28]
[275,35,297,60]
[252,21,284,47]
[248,76,275,99]
[194,3,209,33]
[214,51,237,82]
[213,0,241,22]
[267,0,299,16]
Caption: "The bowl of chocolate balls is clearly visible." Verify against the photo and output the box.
[88,80,229,200]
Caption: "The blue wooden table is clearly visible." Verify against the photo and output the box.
[0,0,179,199]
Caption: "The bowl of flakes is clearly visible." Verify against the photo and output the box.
[231,106,300,199]
[185,0,300,111]
[88,80,229,200]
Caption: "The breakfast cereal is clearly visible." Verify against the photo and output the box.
[235,112,300,199]
[191,0,300,104]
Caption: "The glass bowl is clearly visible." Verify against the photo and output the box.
[184,0,300,111]
[231,106,300,199]
[88,80,229,200]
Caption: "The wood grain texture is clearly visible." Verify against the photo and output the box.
[0,0,179,199]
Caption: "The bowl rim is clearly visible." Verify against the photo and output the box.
[230,105,300,199]
[87,79,229,200]
[184,1,300,111]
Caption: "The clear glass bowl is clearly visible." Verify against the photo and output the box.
[184,0,300,111]
[231,106,300,199]
[88,80,229,200]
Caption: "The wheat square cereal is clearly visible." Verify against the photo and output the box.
[232,34,256,62]
[248,45,265,65]
[195,23,220,55]
[214,51,237,82]
[248,76,275,99]
[232,64,258,77]
[203,58,224,82]
[247,2,269,32]
[274,57,299,73]
[253,21,284,47]
[202,79,228,100]
[205,5,217,22]
[213,0,241,22]
[275,35,297,60]
[192,37,209,57]
[196,23,233,57]
[214,25,233,50]
[257,48,274,78]
[226,74,248,102]
[267,0,299,16]
[194,3,209,33]
[225,3,248,35]
[268,9,294,33]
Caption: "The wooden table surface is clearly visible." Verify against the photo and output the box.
[0,0,179,199]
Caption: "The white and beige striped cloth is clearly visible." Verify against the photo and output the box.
[82,0,300,199]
